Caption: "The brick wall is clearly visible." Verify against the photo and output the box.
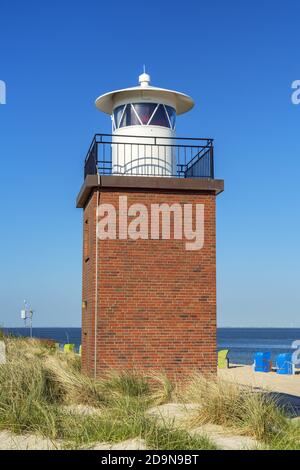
[81,187,217,378]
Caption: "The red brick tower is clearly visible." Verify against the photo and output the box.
[76,73,224,378]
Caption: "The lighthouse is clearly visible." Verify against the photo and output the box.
[77,72,224,379]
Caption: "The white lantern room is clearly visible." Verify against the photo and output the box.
[95,71,194,176]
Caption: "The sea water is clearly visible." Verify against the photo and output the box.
[3,327,300,365]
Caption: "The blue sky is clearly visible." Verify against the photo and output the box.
[0,0,299,327]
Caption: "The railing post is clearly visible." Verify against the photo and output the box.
[95,139,98,174]
[210,144,214,179]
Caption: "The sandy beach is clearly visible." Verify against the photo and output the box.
[219,365,300,418]
[219,365,300,397]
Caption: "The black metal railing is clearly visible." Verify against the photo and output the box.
[84,134,214,179]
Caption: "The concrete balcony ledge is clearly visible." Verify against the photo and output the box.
[76,175,224,208]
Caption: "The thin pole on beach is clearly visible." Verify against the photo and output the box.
[21,300,34,338]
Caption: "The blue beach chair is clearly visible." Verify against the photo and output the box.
[254,352,272,372]
[276,353,295,375]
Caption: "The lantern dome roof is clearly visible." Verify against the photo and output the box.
[95,72,194,116]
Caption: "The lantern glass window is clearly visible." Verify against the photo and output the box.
[113,103,176,129]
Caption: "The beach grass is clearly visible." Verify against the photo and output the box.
[0,337,216,449]
[264,421,300,450]
[0,336,298,449]
[179,372,289,442]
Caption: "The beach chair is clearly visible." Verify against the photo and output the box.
[63,343,75,353]
[276,353,295,375]
[254,352,271,372]
[218,349,229,369]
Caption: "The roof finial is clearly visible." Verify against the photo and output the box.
[139,67,151,87]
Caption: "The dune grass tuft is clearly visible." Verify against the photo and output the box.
[180,373,289,442]
[148,371,175,405]
[264,420,300,450]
